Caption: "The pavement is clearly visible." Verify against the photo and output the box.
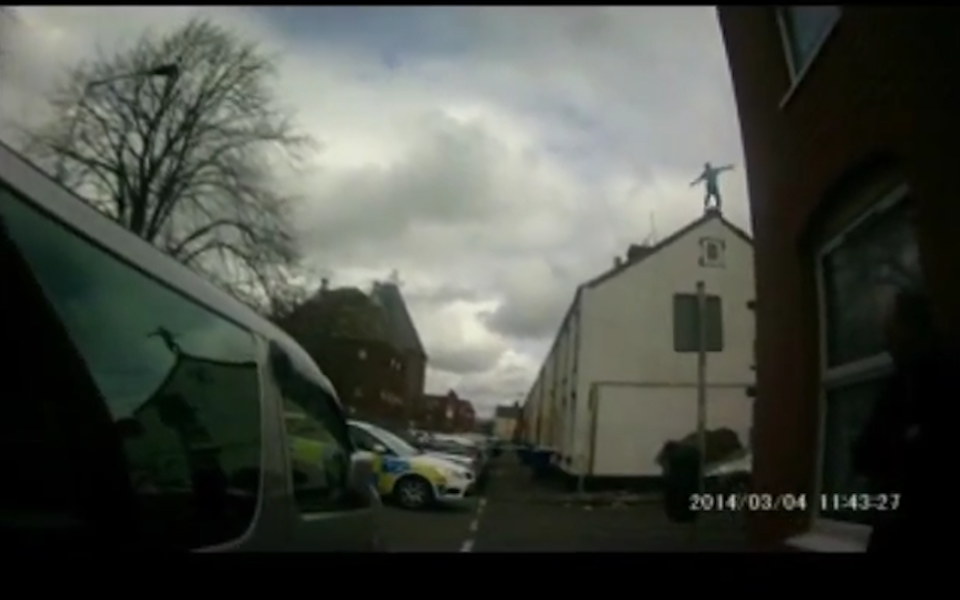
[381,451,749,552]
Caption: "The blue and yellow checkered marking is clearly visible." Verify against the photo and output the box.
[382,457,410,475]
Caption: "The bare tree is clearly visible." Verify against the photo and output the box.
[267,265,321,322]
[20,18,315,312]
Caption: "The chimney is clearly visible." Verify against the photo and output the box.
[614,256,623,268]
[320,278,330,292]
[626,243,653,262]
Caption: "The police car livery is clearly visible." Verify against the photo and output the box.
[348,420,475,510]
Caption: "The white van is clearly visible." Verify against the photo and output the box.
[0,140,382,551]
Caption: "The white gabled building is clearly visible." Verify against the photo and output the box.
[521,209,756,483]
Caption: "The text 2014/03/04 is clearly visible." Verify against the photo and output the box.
[689,493,902,513]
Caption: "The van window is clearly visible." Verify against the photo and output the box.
[349,425,383,453]
[270,346,363,513]
[0,185,262,549]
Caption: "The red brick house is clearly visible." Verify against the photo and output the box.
[276,285,407,427]
[454,397,477,433]
[310,338,407,428]
[416,390,476,433]
[719,6,960,551]
[370,280,428,422]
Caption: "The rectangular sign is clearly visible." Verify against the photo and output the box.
[673,293,723,353]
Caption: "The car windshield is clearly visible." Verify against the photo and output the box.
[433,441,472,456]
[366,424,421,458]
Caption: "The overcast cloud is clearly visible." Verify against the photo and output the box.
[0,7,748,418]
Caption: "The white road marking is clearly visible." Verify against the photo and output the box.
[460,496,487,552]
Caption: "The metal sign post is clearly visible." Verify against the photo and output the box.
[670,281,718,548]
[696,280,708,496]
[692,281,709,546]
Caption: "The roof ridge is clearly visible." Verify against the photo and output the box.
[370,281,427,357]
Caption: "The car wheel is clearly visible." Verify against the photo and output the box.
[394,475,434,510]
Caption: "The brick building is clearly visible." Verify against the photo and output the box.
[455,397,476,433]
[719,6,960,551]
[417,390,476,433]
[311,337,407,428]
[370,280,428,421]
[277,285,407,428]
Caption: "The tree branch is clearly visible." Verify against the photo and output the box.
[21,17,316,314]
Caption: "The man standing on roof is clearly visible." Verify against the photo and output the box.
[690,162,735,212]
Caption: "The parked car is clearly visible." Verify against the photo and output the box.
[348,421,476,509]
[0,140,382,551]
[418,434,488,474]
[397,430,476,470]
[435,433,490,463]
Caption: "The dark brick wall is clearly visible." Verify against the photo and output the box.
[417,393,476,433]
[403,351,427,416]
[719,6,960,547]
[276,321,408,425]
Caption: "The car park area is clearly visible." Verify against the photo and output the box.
[380,449,748,552]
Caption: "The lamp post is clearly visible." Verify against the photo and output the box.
[54,62,180,183]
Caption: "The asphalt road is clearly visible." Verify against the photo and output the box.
[381,498,478,552]
[381,452,749,552]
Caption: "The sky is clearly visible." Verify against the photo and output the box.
[0,6,749,418]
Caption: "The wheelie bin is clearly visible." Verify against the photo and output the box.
[529,448,554,480]
[516,443,534,466]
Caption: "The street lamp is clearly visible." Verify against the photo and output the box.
[54,62,180,182]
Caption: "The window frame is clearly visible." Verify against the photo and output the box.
[270,345,359,515]
[810,181,911,540]
[0,203,141,548]
[1,182,267,551]
[698,237,726,268]
[348,423,387,454]
[672,292,724,352]
[776,6,842,108]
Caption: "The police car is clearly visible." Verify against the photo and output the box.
[348,420,476,510]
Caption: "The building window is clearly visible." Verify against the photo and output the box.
[816,185,920,524]
[699,237,726,268]
[672,293,724,352]
[777,6,841,81]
